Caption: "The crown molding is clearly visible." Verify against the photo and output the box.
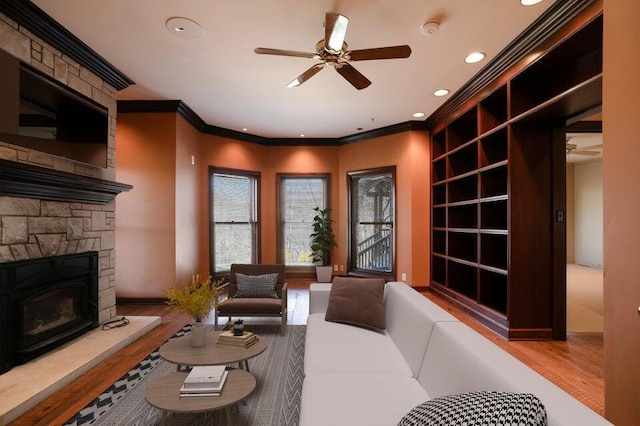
[0,0,134,91]
[118,100,427,146]
[8,0,594,142]
[566,120,602,133]
[425,0,598,129]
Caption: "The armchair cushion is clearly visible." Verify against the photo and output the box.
[217,297,283,315]
[234,272,279,298]
[325,277,386,330]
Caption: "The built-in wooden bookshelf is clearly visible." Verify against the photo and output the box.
[430,14,603,339]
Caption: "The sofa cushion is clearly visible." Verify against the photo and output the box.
[397,391,547,426]
[325,276,386,330]
[305,313,413,377]
[384,282,458,377]
[234,273,278,298]
[300,374,428,426]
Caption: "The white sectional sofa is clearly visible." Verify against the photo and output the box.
[300,281,611,426]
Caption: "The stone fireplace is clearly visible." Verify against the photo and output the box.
[0,8,132,374]
[0,160,131,374]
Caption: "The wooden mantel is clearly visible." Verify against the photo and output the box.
[0,160,132,204]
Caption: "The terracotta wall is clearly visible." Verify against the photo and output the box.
[603,1,640,423]
[115,113,177,298]
[114,113,431,297]
[175,117,203,282]
[338,131,431,285]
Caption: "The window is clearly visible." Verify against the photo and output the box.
[210,168,260,274]
[348,167,395,278]
[277,174,330,269]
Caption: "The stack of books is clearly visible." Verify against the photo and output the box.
[216,330,258,348]
[179,365,228,398]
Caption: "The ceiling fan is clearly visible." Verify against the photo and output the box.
[254,12,412,90]
[566,139,602,156]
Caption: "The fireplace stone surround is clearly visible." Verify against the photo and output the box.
[0,159,131,374]
[1,7,128,329]
[0,159,132,323]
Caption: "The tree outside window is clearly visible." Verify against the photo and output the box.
[349,167,395,278]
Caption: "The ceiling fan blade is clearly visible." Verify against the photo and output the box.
[336,63,371,90]
[348,45,412,61]
[579,144,603,150]
[573,150,601,156]
[287,64,324,88]
[254,47,318,59]
[325,12,349,52]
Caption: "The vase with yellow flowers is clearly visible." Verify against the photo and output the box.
[166,274,223,347]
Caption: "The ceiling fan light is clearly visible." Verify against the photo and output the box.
[326,14,349,52]
[465,52,486,64]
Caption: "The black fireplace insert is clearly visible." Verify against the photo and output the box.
[0,251,99,374]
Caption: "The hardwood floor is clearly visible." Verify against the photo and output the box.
[8,280,604,425]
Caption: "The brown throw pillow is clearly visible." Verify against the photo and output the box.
[324,277,386,330]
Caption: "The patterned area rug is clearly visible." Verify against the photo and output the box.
[64,324,306,425]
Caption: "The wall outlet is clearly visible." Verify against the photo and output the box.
[333,264,338,272]
[401,273,407,281]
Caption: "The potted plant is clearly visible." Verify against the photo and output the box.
[310,207,338,283]
[166,274,223,347]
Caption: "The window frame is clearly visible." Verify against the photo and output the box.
[347,166,396,280]
[209,166,261,277]
[276,173,331,276]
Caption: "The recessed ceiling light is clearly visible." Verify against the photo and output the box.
[300,134,306,138]
[521,0,544,5]
[434,89,450,97]
[413,112,425,118]
[242,128,248,132]
[465,52,486,64]
[165,17,204,39]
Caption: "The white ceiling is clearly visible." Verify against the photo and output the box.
[31,0,556,139]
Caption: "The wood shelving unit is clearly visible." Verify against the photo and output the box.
[430,14,603,339]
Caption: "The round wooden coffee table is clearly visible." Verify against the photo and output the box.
[145,369,256,426]
[159,330,267,371]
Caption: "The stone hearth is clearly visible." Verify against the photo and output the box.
[0,315,160,425]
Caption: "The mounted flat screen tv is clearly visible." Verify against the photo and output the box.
[0,49,108,168]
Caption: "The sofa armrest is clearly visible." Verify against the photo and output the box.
[309,283,332,314]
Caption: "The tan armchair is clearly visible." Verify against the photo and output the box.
[214,264,288,335]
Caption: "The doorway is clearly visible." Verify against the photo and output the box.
[565,122,604,334]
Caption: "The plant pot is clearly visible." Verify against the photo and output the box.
[316,265,333,283]
[191,322,206,347]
